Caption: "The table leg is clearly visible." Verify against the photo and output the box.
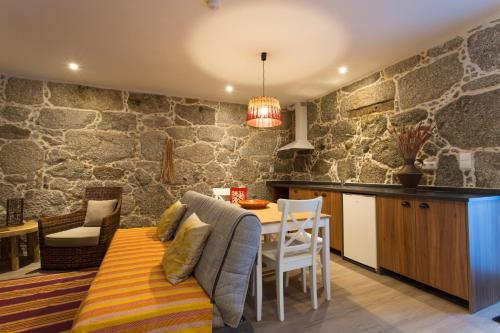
[322,220,331,301]
[256,239,263,321]
[27,232,40,262]
[10,236,19,271]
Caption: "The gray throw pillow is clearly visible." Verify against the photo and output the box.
[83,199,117,227]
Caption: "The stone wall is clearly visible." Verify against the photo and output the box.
[274,18,500,189]
[0,76,291,226]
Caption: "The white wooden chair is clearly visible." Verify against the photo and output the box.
[261,197,323,321]
[212,188,230,201]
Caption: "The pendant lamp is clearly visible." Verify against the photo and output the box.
[246,52,282,128]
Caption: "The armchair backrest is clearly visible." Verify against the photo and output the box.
[83,187,123,210]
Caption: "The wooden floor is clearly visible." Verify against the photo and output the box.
[2,254,499,333]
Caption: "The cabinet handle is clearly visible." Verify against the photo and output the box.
[401,201,411,208]
[293,189,298,193]
[321,193,327,197]
[419,202,430,209]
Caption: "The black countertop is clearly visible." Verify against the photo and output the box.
[267,181,500,202]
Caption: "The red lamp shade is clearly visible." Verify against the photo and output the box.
[246,96,282,128]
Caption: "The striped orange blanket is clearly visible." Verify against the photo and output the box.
[71,228,212,333]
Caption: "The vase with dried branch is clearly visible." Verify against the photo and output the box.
[389,122,434,188]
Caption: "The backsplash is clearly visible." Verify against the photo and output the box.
[274,18,500,189]
[0,76,290,226]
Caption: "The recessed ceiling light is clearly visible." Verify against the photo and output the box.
[338,66,348,74]
[225,85,234,93]
[68,62,80,71]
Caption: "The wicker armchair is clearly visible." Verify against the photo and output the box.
[38,187,123,270]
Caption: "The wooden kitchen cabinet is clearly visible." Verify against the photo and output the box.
[377,196,468,300]
[414,199,468,299]
[289,188,343,252]
[376,197,416,278]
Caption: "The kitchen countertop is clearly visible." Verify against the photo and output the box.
[267,181,500,202]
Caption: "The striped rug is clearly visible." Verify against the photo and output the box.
[0,269,98,333]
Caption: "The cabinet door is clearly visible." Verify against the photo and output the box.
[289,188,314,200]
[312,190,343,251]
[376,196,416,276]
[415,199,469,299]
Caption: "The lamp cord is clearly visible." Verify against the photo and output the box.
[262,59,265,96]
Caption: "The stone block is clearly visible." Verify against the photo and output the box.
[427,37,463,57]
[342,72,381,93]
[0,141,44,174]
[99,112,137,131]
[398,53,463,109]
[127,92,170,114]
[370,139,403,168]
[361,115,387,138]
[66,130,136,164]
[240,130,278,156]
[0,106,31,122]
[337,158,356,181]
[198,126,225,142]
[384,55,421,78]
[217,103,246,125]
[462,74,500,92]
[340,80,395,114]
[140,131,168,161]
[320,92,338,122]
[5,78,43,105]
[435,89,499,149]
[390,109,428,126]
[175,104,215,125]
[175,142,214,164]
[474,151,500,187]
[38,108,96,129]
[93,166,125,180]
[49,82,123,110]
[330,120,356,144]
[0,125,30,139]
[24,189,66,219]
[47,160,92,180]
[467,23,500,71]
[435,154,463,187]
[359,161,387,183]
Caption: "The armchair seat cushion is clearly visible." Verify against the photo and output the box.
[45,227,101,247]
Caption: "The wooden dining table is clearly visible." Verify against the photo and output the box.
[246,202,331,321]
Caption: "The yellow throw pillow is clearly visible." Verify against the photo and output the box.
[162,213,211,285]
[157,201,187,241]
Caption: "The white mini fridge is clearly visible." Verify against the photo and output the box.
[342,193,378,269]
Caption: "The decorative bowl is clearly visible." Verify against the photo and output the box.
[238,199,270,209]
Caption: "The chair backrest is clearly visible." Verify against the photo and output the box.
[83,187,123,209]
[213,188,230,201]
[276,197,323,262]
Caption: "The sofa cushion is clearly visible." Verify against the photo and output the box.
[157,200,187,241]
[83,199,117,227]
[180,191,261,328]
[163,213,212,285]
[45,227,100,247]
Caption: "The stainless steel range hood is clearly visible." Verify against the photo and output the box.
[278,102,314,151]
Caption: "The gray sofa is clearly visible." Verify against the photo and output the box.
[180,191,261,329]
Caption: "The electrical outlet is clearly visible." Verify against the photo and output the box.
[422,158,438,170]
[459,152,473,170]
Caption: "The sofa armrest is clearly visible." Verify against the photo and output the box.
[98,200,121,248]
[38,210,86,245]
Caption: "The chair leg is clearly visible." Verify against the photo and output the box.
[301,268,307,293]
[310,264,318,310]
[276,269,285,322]
[285,271,290,288]
[251,263,256,297]
[319,250,324,286]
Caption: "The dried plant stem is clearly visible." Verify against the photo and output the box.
[389,122,435,161]
[161,138,175,183]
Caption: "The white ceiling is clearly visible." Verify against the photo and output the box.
[0,0,499,105]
